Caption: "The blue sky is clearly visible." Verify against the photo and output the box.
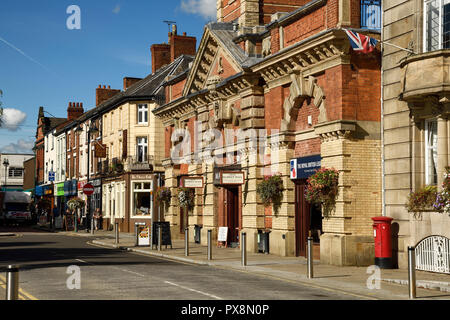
[0,0,216,153]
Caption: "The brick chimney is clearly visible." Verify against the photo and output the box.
[151,43,171,74]
[67,102,84,121]
[150,25,197,74]
[169,25,196,62]
[96,85,121,107]
[123,77,143,91]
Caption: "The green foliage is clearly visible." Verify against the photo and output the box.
[305,168,339,218]
[256,174,284,215]
[67,197,86,211]
[405,185,438,218]
[178,187,195,212]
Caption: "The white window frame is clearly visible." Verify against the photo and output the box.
[136,137,148,163]
[137,104,148,125]
[424,118,438,185]
[130,181,153,218]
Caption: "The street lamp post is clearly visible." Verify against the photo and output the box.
[76,122,99,235]
[3,158,9,191]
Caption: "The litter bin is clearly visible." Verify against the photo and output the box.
[257,230,270,254]
[372,216,393,269]
[194,224,203,244]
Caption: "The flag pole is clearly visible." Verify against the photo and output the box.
[380,41,415,54]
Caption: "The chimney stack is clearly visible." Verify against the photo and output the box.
[96,85,121,107]
[67,102,84,121]
[123,77,143,91]
[150,26,196,74]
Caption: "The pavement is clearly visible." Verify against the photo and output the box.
[32,224,450,300]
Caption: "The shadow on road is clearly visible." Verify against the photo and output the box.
[0,240,179,272]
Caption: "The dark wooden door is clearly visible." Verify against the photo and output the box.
[226,187,240,245]
[295,180,311,257]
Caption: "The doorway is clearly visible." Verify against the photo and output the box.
[226,187,240,247]
[295,180,322,257]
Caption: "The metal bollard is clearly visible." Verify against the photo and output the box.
[307,236,314,279]
[241,232,247,266]
[185,228,189,256]
[158,225,162,251]
[408,246,416,299]
[134,224,138,247]
[207,229,212,261]
[74,212,78,233]
[115,222,119,246]
[6,265,19,300]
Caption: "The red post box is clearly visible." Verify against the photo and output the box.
[371,216,393,269]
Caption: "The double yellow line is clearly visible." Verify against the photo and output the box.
[0,274,38,300]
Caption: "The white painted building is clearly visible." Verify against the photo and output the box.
[0,153,34,191]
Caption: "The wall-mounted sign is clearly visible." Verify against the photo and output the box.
[48,171,55,182]
[220,172,245,185]
[55,183,65,196]
[290,155,321,179]
[181,177,204,188]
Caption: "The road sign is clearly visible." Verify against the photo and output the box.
[83,183,94,196]
[49,171,55,182]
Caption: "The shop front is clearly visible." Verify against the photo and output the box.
[54,182,65,218]
[290,155,322,257]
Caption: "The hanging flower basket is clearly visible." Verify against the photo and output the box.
[156,187,172,211]
[256,174,284,215]
[305,167,339,218]
[178,187,195,212]
[432,166,450,216]
[67,197,85,212]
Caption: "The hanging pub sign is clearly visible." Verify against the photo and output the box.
[181,177,204,188]
[290,155,321,179]
[94,142,107,158]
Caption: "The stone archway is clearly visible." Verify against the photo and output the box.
[281,70,327,132]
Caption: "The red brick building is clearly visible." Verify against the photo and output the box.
[154,0,381,265]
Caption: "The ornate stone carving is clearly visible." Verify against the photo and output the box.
[280,70,327,132]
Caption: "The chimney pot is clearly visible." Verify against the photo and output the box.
[108,85,110,89]
[183,32,186,36]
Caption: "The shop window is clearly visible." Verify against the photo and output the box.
[425,118,438,185]
[361,0,381,30]
[133,182,152,216]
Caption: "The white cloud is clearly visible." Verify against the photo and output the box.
[0,139,34,154]
[113,4,121,14]
[180,0,217,20]
[1,108,27,131]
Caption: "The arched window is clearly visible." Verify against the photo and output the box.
[424,0,450,51]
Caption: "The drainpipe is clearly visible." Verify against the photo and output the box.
[381,0,386,217]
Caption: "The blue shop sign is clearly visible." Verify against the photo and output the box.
[290,155,321,179]
[64,179,78,196]
[35,185,44,196]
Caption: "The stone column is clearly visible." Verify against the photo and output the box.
[163,161,181,239]
[201,162,218,244]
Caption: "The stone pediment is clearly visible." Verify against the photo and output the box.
[183,29,243,96]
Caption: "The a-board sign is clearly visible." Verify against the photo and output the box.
[137,225,150,246]
[152,222,173,248]
[54,216,63,229]
[218,226,228,242]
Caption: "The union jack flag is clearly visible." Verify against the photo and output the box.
[344,29,378,53]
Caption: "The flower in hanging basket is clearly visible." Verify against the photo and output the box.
[156,187,172,209]
[178,187,195,211]
[405,185,438,218]
[67,197,86,211]
[256,174,284,215]
[305,167,339,218]
[432,167,450,216]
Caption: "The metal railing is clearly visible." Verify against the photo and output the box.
[415,235,450,274]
